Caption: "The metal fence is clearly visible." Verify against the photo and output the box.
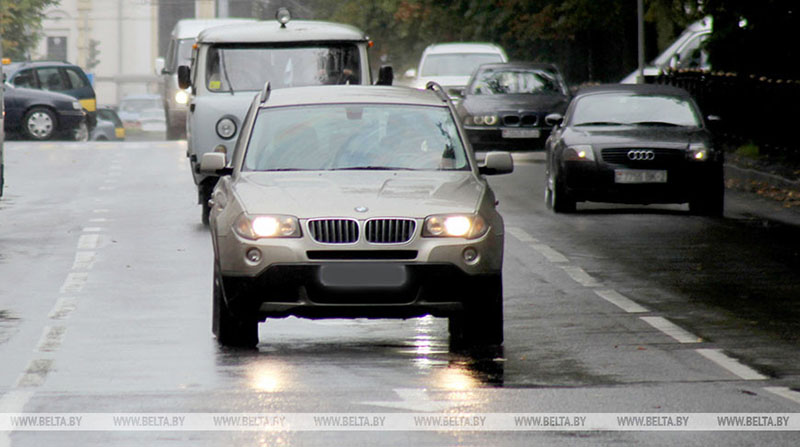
[656,69,800,160]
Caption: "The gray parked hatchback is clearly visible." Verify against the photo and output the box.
[201,83,514,348]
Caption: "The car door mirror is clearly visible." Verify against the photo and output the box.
[177,65,191,90]
[376,65,393,86]
[545,113,563,127]
[479,151,514,175]
[200,152,228,174]
[154,57,165,75]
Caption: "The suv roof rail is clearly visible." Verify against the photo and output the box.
[425,81,449,103]
[260,81,272,104]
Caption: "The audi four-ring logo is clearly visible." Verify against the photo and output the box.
[627,150,655,161]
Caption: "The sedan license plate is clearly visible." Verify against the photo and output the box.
[319,264,407,288]
[615,169,668,184]
[501,128,540,139]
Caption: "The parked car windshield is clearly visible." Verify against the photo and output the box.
[421,53,504,77]
[244,104,469,172]
[571,93,701,127]
[206,44,361,92]
[470,68,566,95]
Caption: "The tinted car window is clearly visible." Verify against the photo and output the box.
[12,70,37,88]
[65,68,88,89]
[471,68,564,95]
[571,94,701,127]
[37,68,67,91]
[244,104,468,171]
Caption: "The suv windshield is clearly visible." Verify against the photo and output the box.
[244,104,469,172]
[421,53,504,77]
[571,94,701,127]
[470,68,565,95]
[206,44,361,92]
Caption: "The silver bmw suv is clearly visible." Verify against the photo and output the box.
[201,83,514,348]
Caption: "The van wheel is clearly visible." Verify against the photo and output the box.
[213,265,259,348]
[449,274,504,350]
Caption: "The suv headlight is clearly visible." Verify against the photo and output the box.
[422,214,488,239]
[233,214,301,240]
[688,144,710,161]
[563,144,595,161]
[216,117,237,139]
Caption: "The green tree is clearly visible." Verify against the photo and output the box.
[0,0,59,60]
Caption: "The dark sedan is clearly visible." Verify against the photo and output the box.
[2,84,87,141]
[544,84,724,215]
[456,62,570,151]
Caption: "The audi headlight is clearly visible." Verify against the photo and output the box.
[233,214,301,240]
[466,115,498,126]
[72,101,82,110]
[563,144,595,161]
[216,117,237,139]
[174,90,189,105]
[688,144,710,161]
[422,214,488,239]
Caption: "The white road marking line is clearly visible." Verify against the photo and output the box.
[640,316,701,343]
[82,227,102,232]
[0,390,35,447]
[92,209,109,213]
[71,251,96,271]
[48,297,78,320]
[763,387,800,406]
[530,243,569,263]
[36,326,66,352]
[98,186,116,191]
[560,265,600,287]
[60,272,89,294]
[15,359,54,388]
[77,234,100,250]
[595,289,649,313]
[695,349,768,381]
[89,217,109,223]
[506,226,539,243]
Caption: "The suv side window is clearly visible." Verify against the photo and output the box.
[12,69,37,88]
[65,68,88,89]
[37,67,68,91]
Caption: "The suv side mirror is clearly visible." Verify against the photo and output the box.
[479,151,514,176]
[376,65,393,86]
[177,65,191,90]
[154,57,165,75]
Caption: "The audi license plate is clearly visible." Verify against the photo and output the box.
[501,129,540,139]
[319,264,407,288]
[614,169,668,184]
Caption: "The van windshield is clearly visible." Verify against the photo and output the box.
[420,53,504,77]
[206,44,361,92]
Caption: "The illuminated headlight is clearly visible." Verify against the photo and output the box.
[72,101,82,110]
[216,117,237,139]
[422,214,488,239]
[563,144,595,161]
[688,144,710,161]
[174,90,189,105]
[233,214,301,240]
[466,115,498,126]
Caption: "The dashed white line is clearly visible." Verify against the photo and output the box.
[77,234,100,250]
[595,289,649,313]
[82,227,102,233]
[695,349,768,381]
[48,297,78,320]
[560,265,601,287]
[506,226,538,243]
[89,218,109,223]
[530,243,569,263]
[71,251,96,271]
[36,326,67,352]
[15,359,55,388]
[640,316,702,343]
[0,389,35,447]
[60,272,89,294]
[763,387,800,406]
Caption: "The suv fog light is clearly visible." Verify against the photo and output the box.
[246,248,262,263]
[462,247,479,264]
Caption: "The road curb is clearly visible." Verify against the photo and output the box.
[725,164,800,193]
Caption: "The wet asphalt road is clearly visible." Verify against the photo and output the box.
[0,140,799,446]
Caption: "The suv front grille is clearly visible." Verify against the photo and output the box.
[365,219,416,244]
[308,219,359,244]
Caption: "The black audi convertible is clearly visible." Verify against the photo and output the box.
[543,84,724,216]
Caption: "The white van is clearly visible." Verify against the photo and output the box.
[404,42,508,97]
[621,17,712,84]
[179,12,385,224]
[156,18,256,139]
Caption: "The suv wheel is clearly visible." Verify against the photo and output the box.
[448,274,504,349]
[213,265,259,348]
[23,107,57,140]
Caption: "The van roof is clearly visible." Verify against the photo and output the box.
[423,42,506,56]
[172,18,257,39]
[196,20,368,44]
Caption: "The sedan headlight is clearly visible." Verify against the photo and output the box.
[233,214,301,240]
[174,90,189,105]
[72,101,82,110]
[422,214,488,239]
[563,144,595,161]
[465,115,498,126]
[216,117,237,139]
[688,144,711,161]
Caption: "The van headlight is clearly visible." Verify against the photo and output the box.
[216,117,237,139]
[422,214,488,239]
[174,90,189,105]
[233,214,301,240]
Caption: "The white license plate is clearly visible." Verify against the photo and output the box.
[614,169,668,184]
[501,128,540,139]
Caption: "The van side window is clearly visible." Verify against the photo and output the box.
[37,68,67,91]
[12,70,37,88]
[65,68,88,89]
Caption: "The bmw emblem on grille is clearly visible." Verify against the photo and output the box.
[627,150,655,161]
[354,206,368,213]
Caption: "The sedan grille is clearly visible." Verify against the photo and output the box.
[308,219,359,244]
[365,219,416,244]
[601,148,685,166]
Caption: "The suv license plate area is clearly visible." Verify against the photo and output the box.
[615,169,668,184]
[319,264,407,288]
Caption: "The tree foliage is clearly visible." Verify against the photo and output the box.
[0,0,59,60]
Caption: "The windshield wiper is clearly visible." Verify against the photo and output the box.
[631,121,683,127]
[330,166,415,171]
[263,168,315,171]
[574,121,624,126]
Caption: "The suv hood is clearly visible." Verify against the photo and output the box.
[234,170,484,218]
